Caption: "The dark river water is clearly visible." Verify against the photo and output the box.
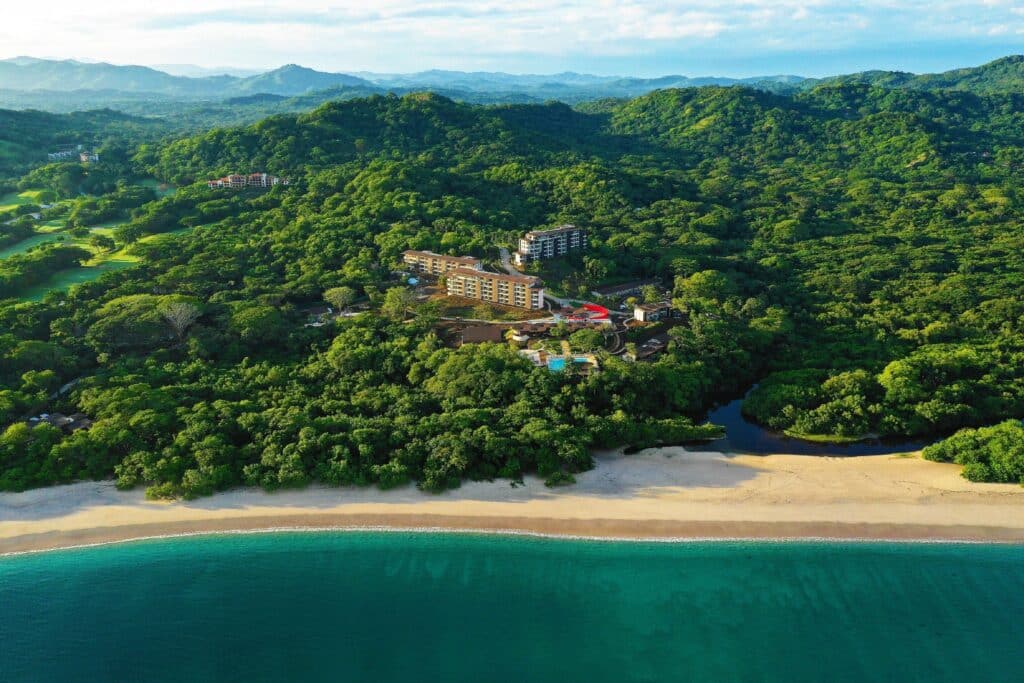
[704,396,931,456]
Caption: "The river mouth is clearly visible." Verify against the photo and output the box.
[703,396,930,456]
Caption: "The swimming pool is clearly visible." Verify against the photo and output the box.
[547,357,590,372]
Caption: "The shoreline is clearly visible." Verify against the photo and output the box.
[5,519,1024,558]
[3,448,1024,555]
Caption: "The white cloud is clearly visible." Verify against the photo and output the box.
[0,0,1022,74]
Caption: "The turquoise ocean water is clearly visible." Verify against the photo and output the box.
[1,533,1022,682]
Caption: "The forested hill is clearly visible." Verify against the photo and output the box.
[3,82,1024,496]
[0,108,160,180]
[140,83,1024,181]
[819,55,1024,95]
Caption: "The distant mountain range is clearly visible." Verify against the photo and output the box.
[2,55,1024,112]
[0,58,374,97]
[354,69,807,98]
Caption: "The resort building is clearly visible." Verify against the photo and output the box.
[446,267,545,310]
[26,412,93,433]
[458,325,506,346]
[625,333,671,362]
[79,151,100,163]
[47,146,81,161]
[402,250,481,276]
[633,301,675,323]
[207,173,289,189]
[514,224,587,265]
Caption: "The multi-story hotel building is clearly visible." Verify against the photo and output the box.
[47,147,80,162]
[402,250,482,276]
[446,267,545,310]
[207,173,289,189]
[514,224,587,266]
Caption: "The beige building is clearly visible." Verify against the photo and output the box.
[402,250,481,276]
[447,267,545,310]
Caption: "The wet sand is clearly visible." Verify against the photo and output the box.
[2,448,1023,554]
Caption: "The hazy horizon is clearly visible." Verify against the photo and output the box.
[3,50,1022,82]
[3,1,1024,79]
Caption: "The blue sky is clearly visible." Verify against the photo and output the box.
[3,1,1024,77]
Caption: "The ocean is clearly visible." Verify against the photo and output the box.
[1,532,1021,682]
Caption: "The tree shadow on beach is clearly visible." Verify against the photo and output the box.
[0,448,761,521]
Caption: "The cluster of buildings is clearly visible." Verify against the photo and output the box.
[207,173,289,189]
[513,224,587,266]
[400,225,590,310]
[47,148,79,161]
[402,250,546,310]
[46,145,99,163]
[26,412,93,433]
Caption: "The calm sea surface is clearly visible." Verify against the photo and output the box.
[1,533,1021,682]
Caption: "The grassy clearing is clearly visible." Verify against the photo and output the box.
[19,257,137,302]
[19,241,138,302]
[15,225,194,301]
[0,232,68,259]
[87,223,123,236]
[37,219,67,233]
[0,189,46,213]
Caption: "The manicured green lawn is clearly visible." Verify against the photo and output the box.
[15,225,194,300]
[0,232,68,259]
[0,189,46,212]
[87,223,123,236]
[19,256,137,302]
[37,219,67,233]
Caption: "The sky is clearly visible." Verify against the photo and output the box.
[3,0,1024,77]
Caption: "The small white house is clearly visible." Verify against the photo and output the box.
[633,301,673,323]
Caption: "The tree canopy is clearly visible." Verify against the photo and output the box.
[5,82,1024,493]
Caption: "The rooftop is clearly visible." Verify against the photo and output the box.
[450,267,541,285]
[636,301,672,312]
[631,333,671,360]
[459,326,506,344]
[402,250,482,266]
[26,412,93,432]
[524,224,581,239]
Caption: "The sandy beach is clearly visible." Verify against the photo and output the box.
[2,447,1023,554]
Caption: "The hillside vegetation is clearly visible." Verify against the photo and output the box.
[824,55,1024,96]
[4,81,1024,494]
